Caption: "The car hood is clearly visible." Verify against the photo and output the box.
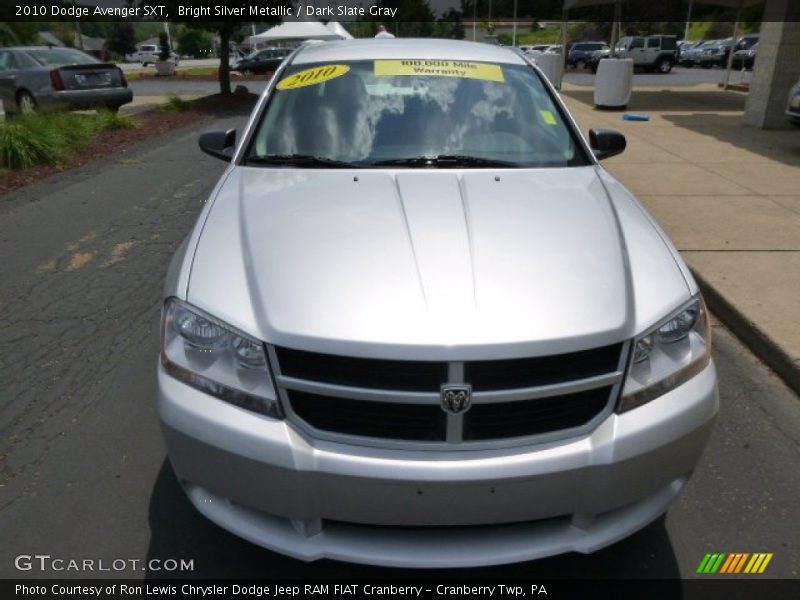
[186,166,690,360]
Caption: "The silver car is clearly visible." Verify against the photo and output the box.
[158,39,718,567]
[0,47,132,115]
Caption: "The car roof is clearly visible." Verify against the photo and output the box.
[292,39,527,66]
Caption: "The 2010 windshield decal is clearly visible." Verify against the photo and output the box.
[276,65,350,90]
[374,60,505,83]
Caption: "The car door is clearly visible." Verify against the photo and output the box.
[628,37,646,65]
[252,50,272,72]
[0,51,20,107]
[645,37,661,64]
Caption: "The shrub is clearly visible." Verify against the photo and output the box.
[160,95,192,112]
[0,111,140,170]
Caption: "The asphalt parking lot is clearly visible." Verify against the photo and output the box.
[0,109,798,579]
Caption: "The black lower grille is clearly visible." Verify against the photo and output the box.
[463,387,611,441]
[289,391,447,441]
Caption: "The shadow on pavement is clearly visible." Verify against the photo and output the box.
[145,460,682,581]
[660,112,800,167]
[564,89,800,167]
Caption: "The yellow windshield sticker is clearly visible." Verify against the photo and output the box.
[276,64,350,90]
[539,110,558,125]
[374,60,505,83]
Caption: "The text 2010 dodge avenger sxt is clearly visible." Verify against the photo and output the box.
[158,39,718,567]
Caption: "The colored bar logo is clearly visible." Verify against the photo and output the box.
[697,552,773,574]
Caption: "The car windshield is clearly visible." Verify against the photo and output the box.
[247,60,588,168]
[26,48,99,66]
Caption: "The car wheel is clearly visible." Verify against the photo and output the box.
[142,62,148,67]
[656,58,673,74]
[17,90,37,115]
[702,63,712,69]
[591,63,598,74]
[104,105,120,114]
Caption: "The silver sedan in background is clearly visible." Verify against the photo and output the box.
[0,47,132,116]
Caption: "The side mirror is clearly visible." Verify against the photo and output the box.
[198,129,236,161]
[589,128,626,160]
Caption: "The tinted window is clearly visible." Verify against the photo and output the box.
[0,51,16,70]
[248,60,588,168]
[26,48,99,66]
[647,38,660,48]
[630,38,645,49]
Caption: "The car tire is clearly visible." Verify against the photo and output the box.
[656,57,673,74]
[104,105,120,114]
[17,90,37,115]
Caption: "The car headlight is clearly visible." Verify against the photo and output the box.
[618,297,711,413]
[161,298,281,418]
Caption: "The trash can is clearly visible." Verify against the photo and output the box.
[594,58,634,110]
[533,53,564,90]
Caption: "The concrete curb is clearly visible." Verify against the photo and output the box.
[693,268,800,396]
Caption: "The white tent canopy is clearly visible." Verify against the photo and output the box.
[249,21,346,44]
[326,21,354,40]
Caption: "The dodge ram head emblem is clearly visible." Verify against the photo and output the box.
[441,384,472,414]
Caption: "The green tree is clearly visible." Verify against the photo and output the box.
[436,8,465,39]
[106,23,137,58]
[177,27,213,58]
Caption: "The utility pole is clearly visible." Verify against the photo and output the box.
[512,0,518,47]
[163,22,172,51]
[472,1,476,41]
[684,0,694,41]
[73,1,83,50]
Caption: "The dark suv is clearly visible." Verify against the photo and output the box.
[567,42,608,69]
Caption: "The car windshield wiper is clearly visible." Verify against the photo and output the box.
[370,155,519,168]
[246,154,364,168]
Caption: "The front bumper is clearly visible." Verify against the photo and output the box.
[158,361,718,567]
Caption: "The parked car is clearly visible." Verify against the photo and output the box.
[543,45,562,54]
[519,44,551,55]
[697,39,734,68]
[731,43,758,70]
[567,41,608,69]
[0,46,132,115]
[159,38,718,567]
[734,33,759,53]
[132,44,180,67]
[614,35,677,73]
[587,46,611,73]
[677,40,697,61]
[679,40,709,66]
[232,47,292,74]
[787,78,800,125]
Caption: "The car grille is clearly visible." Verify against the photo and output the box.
[272,343,626,448]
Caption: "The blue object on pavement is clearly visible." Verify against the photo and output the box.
[623,113,650,121]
